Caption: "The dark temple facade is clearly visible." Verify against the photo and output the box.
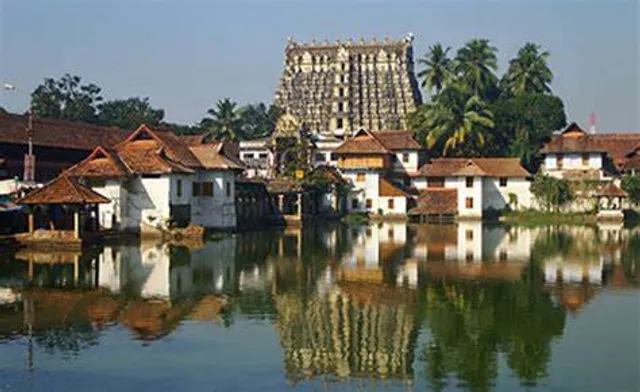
[275,34,423,137]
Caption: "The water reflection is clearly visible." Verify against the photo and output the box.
[0,221,638,390]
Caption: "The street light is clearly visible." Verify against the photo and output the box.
[2,82,36,184]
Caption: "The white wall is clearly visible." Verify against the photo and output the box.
[378,196,407,215]
[121,175,171,230]
[392,151,419,173]
[343,170,380,213]
[91,180,124,230]
[412,177,427,190]
[544,152,603,171]
[191,170,237,229]
[447,176,482,218]
[456,221,483,262]
[482,177,533,211]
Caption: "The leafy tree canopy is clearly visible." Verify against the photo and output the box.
[97,97,164,130]
[31,73,103,123]
[621,174,640,205]
[530,173,574,211]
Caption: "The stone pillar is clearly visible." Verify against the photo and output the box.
[73,210,80,239]
[297,193,303,218]
[73,255,79,283]
[278,195,285,215]
[333,191,339,215]
[28,211,34,234]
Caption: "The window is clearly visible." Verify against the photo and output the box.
[499,250,508,261]
[388,228,394,239]
[356,173,366,182]
[244,153,254,159]
[315,153,326,162]
[192,182,201,197]
[351,199,359,209]
[582,153,589,166]
[177,179,183,197]
[428,177,445,188]
[466,177,474,188]
[465,197,474,209]
[557,154,564,169]
[365,199,372,209]
[201,181,214,197]
[466,251,474,262]
[402,153,409,163]
[465,230,474,240]
[499,177,508,187]
[339,88,344,97]
[337,118,344,128]
[338,102,344,112]
[226,182,231,198]
[388,199,395,210]
[330,153,338,161]
[258,153,268,159]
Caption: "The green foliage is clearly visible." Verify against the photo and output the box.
[200,98,243,141]
[413,40,565,161]
[501,43,553,97]
[530,174,574,212]
[31,73,103,123]
[200,99,282,141]
[97,97,164,130]
[418,43,453,96]
[621,174,640,205]
[238,103,283,140]
[415,84,495,156]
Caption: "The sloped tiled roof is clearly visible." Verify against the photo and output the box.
[63,146,131,178]
[17,176,110,205]
[371,130,421,150]
[409,189,458,215]
[595,183,627,197]
[334,129,390,155]
[541,123,640,169]
[189,143,244,170]
[419,158,530,178]
[379,177,409,197]
[0,112,131,150]
[311,165,348,184]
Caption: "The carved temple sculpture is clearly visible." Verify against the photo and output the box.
[275,34,423,138]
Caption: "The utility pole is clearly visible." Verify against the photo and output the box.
[3,83,36,184]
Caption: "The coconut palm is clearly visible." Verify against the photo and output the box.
[422,84,495,156]
[201,98,242,140]
[502,43,553,96]
[454,39,499,99]
[418,43,453,96]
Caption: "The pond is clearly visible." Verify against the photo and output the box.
[0,222,638,392]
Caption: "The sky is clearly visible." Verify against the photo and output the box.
[0,0,638,133]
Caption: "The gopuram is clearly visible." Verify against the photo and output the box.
[275,34,423,137]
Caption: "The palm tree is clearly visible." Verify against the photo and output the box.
[502,43,552,96]
[418,43,453,96]
[421,84,495,156]
[454,39,499,99]
[201,98,242,140]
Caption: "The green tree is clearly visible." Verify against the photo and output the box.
[454,39,499,100]
[30,74,103,123]
[238,103,283,140]
[414,84,495,156]
[621,174,640,205]
[530,174,574,212]
[418,43,453,96]
[97,97,164,130]
[502,43,553,97]
[490,93,567,169]
[200,98,243,141]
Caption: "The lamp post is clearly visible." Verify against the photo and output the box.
[2,83,36,184]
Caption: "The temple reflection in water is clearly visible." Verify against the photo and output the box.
[0,221,638,389]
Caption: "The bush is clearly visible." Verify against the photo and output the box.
[530,174,574,212]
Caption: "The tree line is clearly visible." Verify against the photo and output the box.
[27,73,282,141]
[412,39,567,170]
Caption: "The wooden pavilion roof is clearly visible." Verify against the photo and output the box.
[17,176,110,205]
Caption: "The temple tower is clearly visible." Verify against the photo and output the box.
[275,34,423,137]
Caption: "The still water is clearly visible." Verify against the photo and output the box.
[0,222,638,392]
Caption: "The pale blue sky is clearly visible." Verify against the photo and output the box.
[1,0,638,132]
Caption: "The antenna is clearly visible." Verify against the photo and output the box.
[588,112,597,134]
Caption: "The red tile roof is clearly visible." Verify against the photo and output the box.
[0,112,131,150]
[63,146,130,178]
[371,130,421,151]
[335,129,422,155]
[419,158,530,178]
[409,189,458,215]
[17,176,110,205]
[541,123,640,169]
[595,183,627,197]
[379,177,409,197]
[189,144,244,170]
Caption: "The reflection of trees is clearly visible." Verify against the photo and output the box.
[620,232,640,286]
[422,263,566,391]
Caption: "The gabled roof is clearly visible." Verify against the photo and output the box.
[379,177,409,197]
[0,112,131,150]
[334,129,391,155]
[595,183,627,197]
[63,146,131,178]
[17,176,110,205]
[419,158,530,178]
[178,132,216,146]
[371,130,421,151]
[409,189,458,215]
[189,142,244,171]
[541,123,640,169]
